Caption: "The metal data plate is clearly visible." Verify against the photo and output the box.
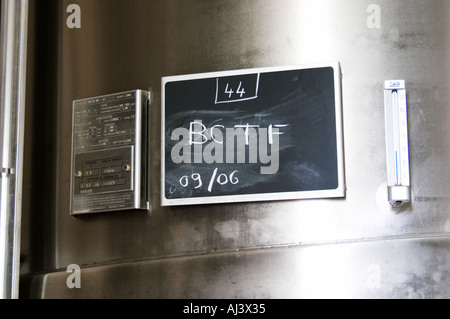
[70,90,150,215]
[73,146,133,196]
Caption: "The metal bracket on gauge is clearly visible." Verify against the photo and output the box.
[384,80,411,207]
[1,167,15,176]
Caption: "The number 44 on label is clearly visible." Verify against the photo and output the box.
[225,81,245,98]
[215,73,260,104]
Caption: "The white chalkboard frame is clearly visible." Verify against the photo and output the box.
[161,62,345,206]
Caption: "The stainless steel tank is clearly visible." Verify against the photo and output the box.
[16,0,449,298]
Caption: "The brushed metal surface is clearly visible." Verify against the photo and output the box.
[20,0,449,298]
[0,0,29,299]
[21,237,450,299]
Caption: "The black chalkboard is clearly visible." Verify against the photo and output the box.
[161,63,345,206]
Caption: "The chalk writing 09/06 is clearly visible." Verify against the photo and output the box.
[179,168,239,193]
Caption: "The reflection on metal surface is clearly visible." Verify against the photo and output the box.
[20,237,450,299]
[19,0,449,298]
[0,0,28,299]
